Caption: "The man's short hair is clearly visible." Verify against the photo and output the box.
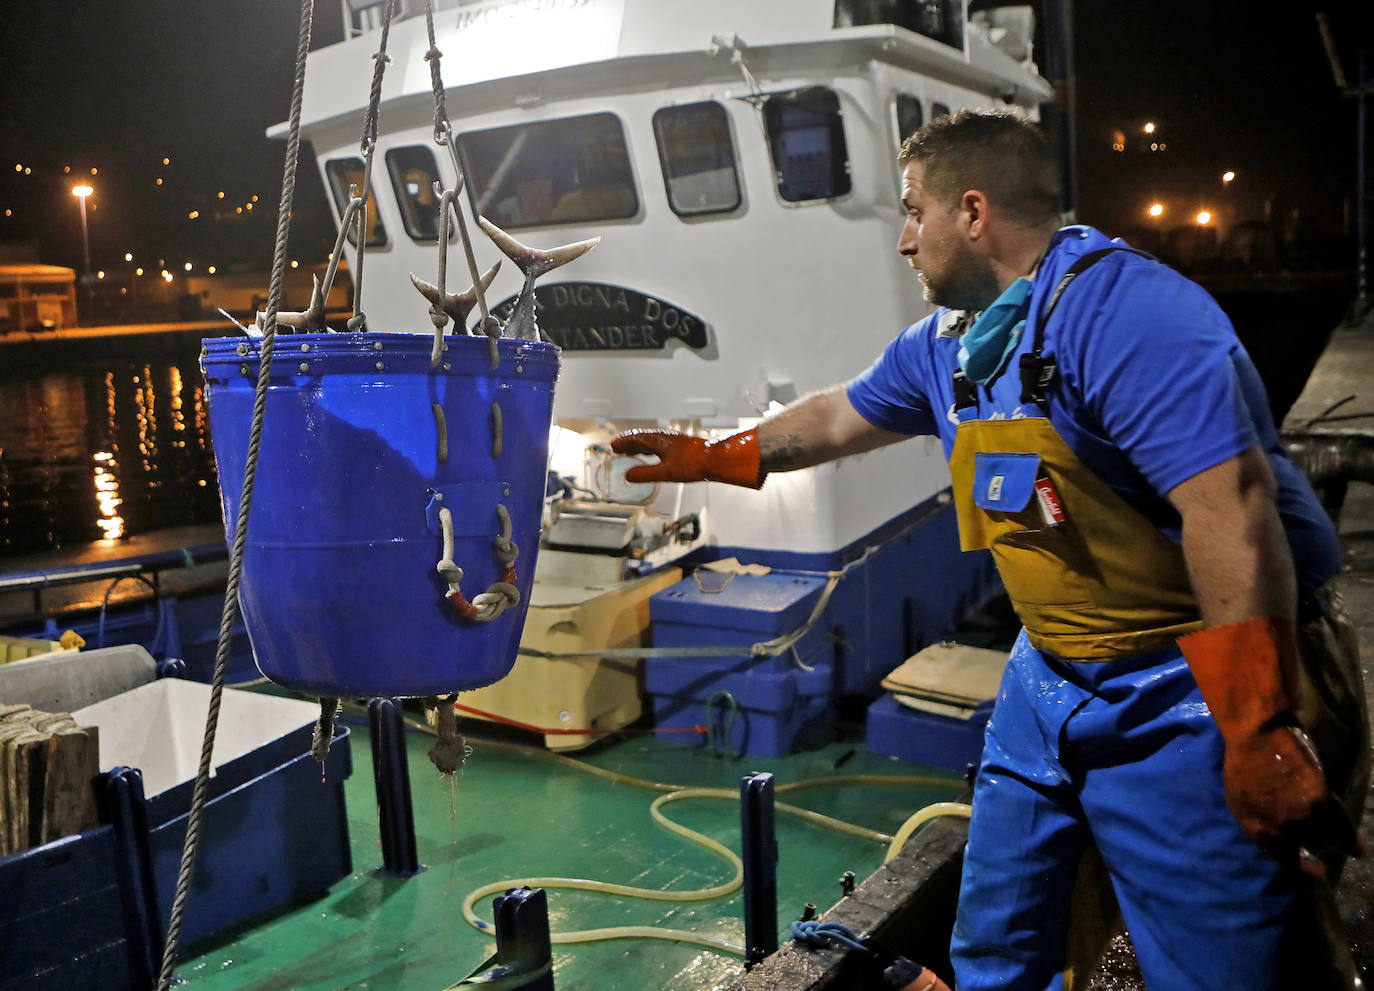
[898,110,1061,226]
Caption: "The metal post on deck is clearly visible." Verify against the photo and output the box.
[492,886,556,991]
[367,697,422,877]
[740,771,779,968]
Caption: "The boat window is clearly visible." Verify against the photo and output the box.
[931,102,952,121]
[456,113,638,229]
[652,102,741,217]
[385,146,450,243]
[896,94,924,144]
[324,158,388,247]
[762,87,852,202]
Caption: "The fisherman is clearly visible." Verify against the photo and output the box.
[613,110,1370,989]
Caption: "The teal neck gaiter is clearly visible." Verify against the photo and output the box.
[957,277,1032,385]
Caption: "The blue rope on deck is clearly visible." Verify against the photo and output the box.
[789,918,869,953]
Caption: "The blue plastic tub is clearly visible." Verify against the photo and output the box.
[201,332,558,698]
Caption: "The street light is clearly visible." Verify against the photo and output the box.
[72,184,93,324]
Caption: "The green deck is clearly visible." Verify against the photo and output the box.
[173,712,965,991]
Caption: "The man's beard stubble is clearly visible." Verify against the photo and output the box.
[917,256,998,312]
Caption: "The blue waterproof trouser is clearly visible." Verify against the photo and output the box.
[950,630,1297,990]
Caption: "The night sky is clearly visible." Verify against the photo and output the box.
[0,1,1369,277]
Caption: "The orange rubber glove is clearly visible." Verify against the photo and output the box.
[610,428,764,489]
[1179,617,1364,877]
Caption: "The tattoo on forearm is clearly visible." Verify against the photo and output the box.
[759,433,808,471]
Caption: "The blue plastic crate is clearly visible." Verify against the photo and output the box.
[648,666,832,758]
[649,571,831,670]
[865,693,994,774]
[651,572,829,636]
[647,572,835,756]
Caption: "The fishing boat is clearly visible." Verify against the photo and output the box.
[0,2,1073,989]
[272,0,1050,728]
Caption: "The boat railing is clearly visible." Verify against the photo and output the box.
[0,541,229,623]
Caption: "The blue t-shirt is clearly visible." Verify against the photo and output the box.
[847,226,1340,591]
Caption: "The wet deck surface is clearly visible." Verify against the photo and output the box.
[171,720,965,991]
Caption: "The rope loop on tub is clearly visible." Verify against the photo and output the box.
[437,505,521,623]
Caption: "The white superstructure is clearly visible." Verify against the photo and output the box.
[288,0,1050,557]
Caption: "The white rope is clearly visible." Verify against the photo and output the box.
[437,506,521,622]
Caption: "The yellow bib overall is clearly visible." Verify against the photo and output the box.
[948,411,1366,804]
[948,415,1202,661]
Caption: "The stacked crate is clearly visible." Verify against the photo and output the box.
[646,571,834,758]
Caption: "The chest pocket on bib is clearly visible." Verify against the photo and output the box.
[973,453,1040,513]
[969,452,1098,610]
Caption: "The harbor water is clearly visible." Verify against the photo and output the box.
[0,338,222,555]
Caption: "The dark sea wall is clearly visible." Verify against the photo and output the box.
[1201,271,1357,425]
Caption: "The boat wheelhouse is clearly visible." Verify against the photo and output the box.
[269,0,1052,729]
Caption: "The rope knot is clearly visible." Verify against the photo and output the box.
[471,581,520,621]
[436,558,463,591]
[424,45,443,62]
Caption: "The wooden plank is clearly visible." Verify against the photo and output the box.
[40,725,99,844]
[0,719,38,856]
[6,729,48,853]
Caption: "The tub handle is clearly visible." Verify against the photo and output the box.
[436,504,520,622]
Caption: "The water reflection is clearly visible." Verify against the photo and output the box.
[170,366,186,435]
[0,342,221,555]
[92,451,124,540]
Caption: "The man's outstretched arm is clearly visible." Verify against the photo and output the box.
[611,384,909,488]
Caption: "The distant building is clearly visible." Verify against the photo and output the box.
[0,264,78,332]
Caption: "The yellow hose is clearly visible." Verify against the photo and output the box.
[459,787,746,954]
[883,802,973,863]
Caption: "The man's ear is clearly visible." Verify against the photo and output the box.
[961,189,989,239]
